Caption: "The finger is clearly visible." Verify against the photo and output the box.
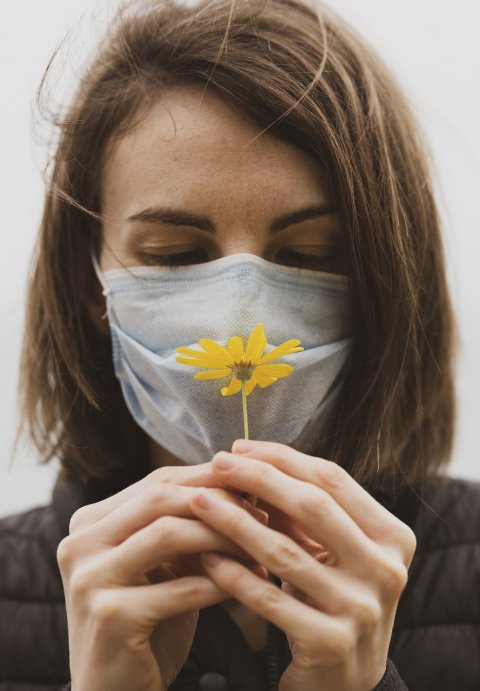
[199,552,348,659]
[107,515,262,581]
[260,503,327,557]
[95,575,232,629]
[77,482,266,547]
[189,490,373,614]
[156,553,270,582]
[209,453,378,568]
[230,440,409,546]
[70,462,240,532]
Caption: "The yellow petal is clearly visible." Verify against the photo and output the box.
[245,375,257,395]
[221,378,242,397]
[226,335,244,362]
[245,323,267,363]
[256,363,293,379]
[193,369,231,380]
[176,346,209,357]
[198,339,234,365]
[177,346,232,369]
[257,340,303,365]
[176,356,228,369]
[254,369,278,388]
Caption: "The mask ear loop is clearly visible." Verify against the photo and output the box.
[91,252,111,319]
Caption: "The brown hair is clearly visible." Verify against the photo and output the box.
[18,0,456,492]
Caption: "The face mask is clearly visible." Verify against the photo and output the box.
[93,253,353,464]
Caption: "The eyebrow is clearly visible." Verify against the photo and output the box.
[126,202,338,234]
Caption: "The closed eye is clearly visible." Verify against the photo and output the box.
[140,248,210,266]
[274,247,342,272]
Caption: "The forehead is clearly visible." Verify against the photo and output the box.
[100,86,333,214]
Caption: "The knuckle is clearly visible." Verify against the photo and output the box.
[153,515,179,546]
[385,521,418,565]
[377,558,409,595]
[293,645,322,670]
[298,488,332,523]
[57,536,72,566]
[350,595,382,634]
[296,624,354,668]
[56,536,74,570]
[90,591,123,629]
[145,484,170,507]
[276,441,300,461]
[69,565,95,600]
[401,526,418,565]
[325,624,356,662]
[253,462,274,488]
[316,460,350,493]
[255,584,282,616]
[150,466,175,483]
[57,533,86,576]
[176,578,205,599]
[265,536,299,573]
[69,505,94,534]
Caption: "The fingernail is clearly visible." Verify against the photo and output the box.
[252,564,269,579]
[232,439,256,453]
[213,453,238,471]
[202,551,222,566]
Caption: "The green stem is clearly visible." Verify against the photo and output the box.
[241,380,249,440]
[241,380,257,506]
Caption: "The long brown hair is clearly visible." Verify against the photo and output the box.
[18,0,456,492]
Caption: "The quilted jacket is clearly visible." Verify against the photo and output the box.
[0,471,479,690]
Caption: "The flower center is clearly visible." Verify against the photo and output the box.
[231,361,255,381]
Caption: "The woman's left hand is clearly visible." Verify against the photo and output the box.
[188,440,417,691]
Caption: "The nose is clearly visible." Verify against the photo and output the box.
[215,230,265,260]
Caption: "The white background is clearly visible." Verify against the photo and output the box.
[0,0,479,519]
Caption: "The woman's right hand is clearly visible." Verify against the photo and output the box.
[57,464,268,691]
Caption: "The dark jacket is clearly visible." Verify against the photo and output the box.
[1,472,479,691]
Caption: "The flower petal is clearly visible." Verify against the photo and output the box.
[198,339,234,365]
[257,340,303,365]
[226,335,244,362]
[245,323,267,363]
[245,375,257,395]
[176,356,228,369]
[220,377,242,397]
[254,369,278,388]
[193,369,231,380]
[256,363,293,378]
[176,348,222,364]
[176,346,210,357]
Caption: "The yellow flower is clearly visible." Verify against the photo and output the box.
[176,323,303,397]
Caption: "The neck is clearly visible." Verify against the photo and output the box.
[148,438,187,468]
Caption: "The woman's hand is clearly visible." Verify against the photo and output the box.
[57,465,268,691]
[188,440,417,691]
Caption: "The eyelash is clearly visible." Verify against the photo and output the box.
[141,248,337,270]
[275,248,336,270]
[142,249,209,266]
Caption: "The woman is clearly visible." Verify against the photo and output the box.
[1,0,479,689]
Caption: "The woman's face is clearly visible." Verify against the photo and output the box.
[100,86,345,274]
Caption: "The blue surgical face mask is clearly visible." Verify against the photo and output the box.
[93,253,353,464]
